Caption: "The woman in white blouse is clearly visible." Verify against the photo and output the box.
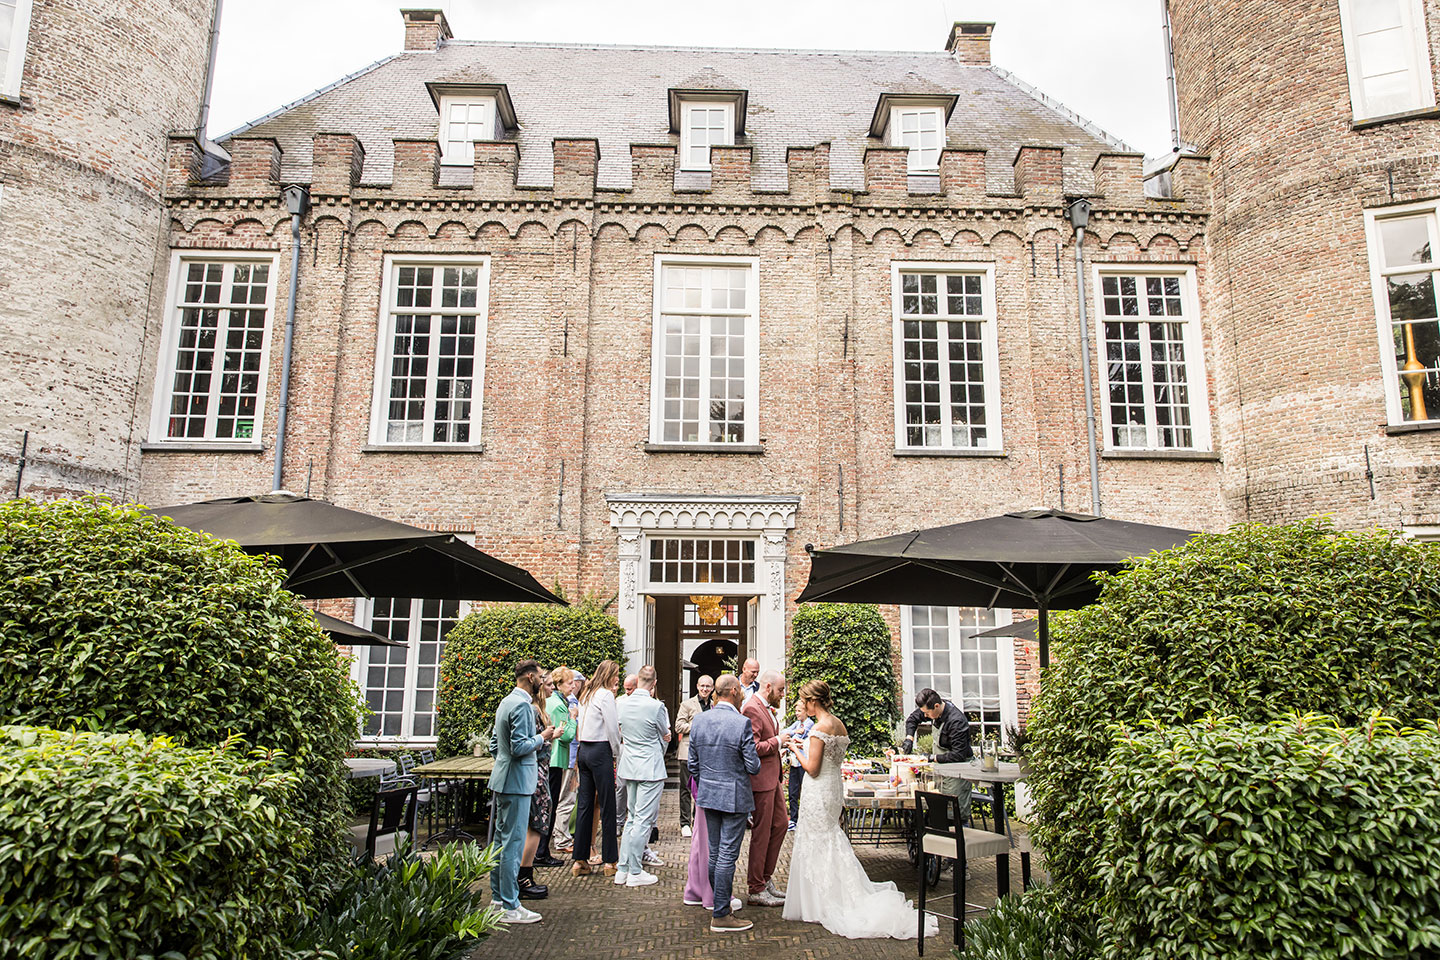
[571,658,621,876]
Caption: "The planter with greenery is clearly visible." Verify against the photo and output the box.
[0,497,362,898]
[436,602,625,756]
[957,886,1097,960]
[787,603,901,757]
[1027,519,1440,939]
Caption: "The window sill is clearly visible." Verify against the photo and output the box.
[0,94,19,108]
[351,738,440,750]
[1352,106,1440,131]
[140,441,263,453]
[1384,421,1440,436]
[643,442,765,455]
[893,447,1005,458]
[1102,449,1220,462]
[360,443,486,454]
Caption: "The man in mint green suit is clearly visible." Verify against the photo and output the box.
[615,664,671,886]
[489,659,555,923]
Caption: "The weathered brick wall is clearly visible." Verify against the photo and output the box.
[141,130,1220,721]
[1171,0,1440,530]
[0,0,215,498]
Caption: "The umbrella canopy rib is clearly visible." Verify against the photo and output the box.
[287,539,438,592]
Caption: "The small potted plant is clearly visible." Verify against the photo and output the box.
[465,731,489,758]
[1005,723,1031,774]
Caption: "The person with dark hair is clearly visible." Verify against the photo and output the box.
[488,659,560,923]
[898,687,973,763]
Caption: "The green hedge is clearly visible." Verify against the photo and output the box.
[1027,520,1440,932]
[788,604,900,757]
[0,726,304,959]
[0,497,363,893]
[958,886,1097,960]
[288,841,501,959]
[1099,714,1440,960]
[437,603,625,756]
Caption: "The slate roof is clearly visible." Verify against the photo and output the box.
[224,40,1132,195]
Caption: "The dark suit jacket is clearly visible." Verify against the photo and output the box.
[688,700,761,814]
[741,694,783,793]
[902,701,973,763]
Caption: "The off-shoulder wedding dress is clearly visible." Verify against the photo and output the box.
[782,730,938,940]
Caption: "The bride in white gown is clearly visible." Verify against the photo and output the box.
[782,679,938,940]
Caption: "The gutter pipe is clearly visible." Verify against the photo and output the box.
[1162,0,1182,151]
[1067,197,1102,516]
[273,185,308,493]
[198,0,224,146]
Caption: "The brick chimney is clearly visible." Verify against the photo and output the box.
[401,8,452,52]
[946,22,994,65]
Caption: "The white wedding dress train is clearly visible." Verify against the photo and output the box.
[782,731,938,940]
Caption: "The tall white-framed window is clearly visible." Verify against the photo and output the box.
[680,101,734,171]
[1365,200,1440,424]
[0,0,34,100]
[352,597,464,743]
[438,95,497,166]
[1093,265,1211,451]
[889,105,944,172]
[891,262,1002,450]
[649,256,759,445]
[149,251,279,444]
[369,255,488,445]
[900,606,1017,744]
[1338,0,1436,121]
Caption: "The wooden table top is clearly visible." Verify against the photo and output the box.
[934,760,1027,784]
[411,755,496,777]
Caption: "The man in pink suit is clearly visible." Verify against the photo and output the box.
[741,670,790,906]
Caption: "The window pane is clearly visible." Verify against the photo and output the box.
[384,264,483,444]
[1381,217,1434,269]
[658,264,750,443]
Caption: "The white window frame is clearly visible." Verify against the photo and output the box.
[648,255,760,446]
[438,94,497,166]
[890,262,1003,451]
[899,605,1017,744]
[679,100,735,172]
[641,534,759,593]
[1365,199,1440,425]
[148,250,280,446]
[349,595,470,747]
[368,254,490,447]
[1092,264,1212,452]
[1,0,34,101]
[888,104,945,173]
[1338,0,1436,121]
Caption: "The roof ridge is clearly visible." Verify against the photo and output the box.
[442,38,968,59]
[216,53,402,143]
[987,65,1135,154]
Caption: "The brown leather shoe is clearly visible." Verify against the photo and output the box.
[571,860,593,877]
[710,913,753,933]
[601,863,618,877]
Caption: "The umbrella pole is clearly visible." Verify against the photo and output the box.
[1038,606,1050,671]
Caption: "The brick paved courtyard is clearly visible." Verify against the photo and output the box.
[463,790,1041,960]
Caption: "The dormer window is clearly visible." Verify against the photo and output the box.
[668,88,748,173]
[870,93,958,175]
[438,96,497,166]
[427,83,519,166]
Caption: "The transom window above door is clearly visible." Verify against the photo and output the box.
[650,258,759,446]
[647,537,756,587]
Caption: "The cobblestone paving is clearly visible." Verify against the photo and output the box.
[463,790,1041,960]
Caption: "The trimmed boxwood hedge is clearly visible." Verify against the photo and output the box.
[787,604,900,757]
[0,497,363,893]
[0,726,304,959]
[1027,520,1440,936]
[436,603,625,756]
[1099,714,1440,960]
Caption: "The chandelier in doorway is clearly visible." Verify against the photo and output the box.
[689,572,726,625]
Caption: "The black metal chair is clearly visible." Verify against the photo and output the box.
[349,785,420,863]
[915,790,1012,956]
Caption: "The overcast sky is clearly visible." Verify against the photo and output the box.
[209,0,1176,157]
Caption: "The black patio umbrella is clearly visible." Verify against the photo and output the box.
[797,509,1195,668]
[149,492,564,605]
[974,618,1038,643]
[313,610,403,647]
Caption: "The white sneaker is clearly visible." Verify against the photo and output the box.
[684,897,705,906]
[626,869,659,887]
[681,825,692,838]
[642,849,665,867]
[765,878,787,899]
[702,897,743,912]
[613,870,630,885]
[501,906,542,924]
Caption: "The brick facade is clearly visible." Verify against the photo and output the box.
[0,0,217,499]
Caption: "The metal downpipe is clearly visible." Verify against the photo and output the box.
[273,185,308,492]
[1073,222,1102,516]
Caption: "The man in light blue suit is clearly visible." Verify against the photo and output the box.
[615,664,671,887]
[489,659,557,924]
[688,673,762,934]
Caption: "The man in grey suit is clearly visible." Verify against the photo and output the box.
[489,660,559,924]
[615,664,670,887]
[688,673,762,933]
